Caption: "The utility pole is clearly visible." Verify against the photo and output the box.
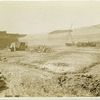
[68,24,74,45]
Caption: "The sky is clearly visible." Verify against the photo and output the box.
[0,1,100,34]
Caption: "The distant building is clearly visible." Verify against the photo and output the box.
[0,30,26,49]
[0,31,7,36]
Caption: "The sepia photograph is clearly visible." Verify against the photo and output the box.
[0,0,100,98]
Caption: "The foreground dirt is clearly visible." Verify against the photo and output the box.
[0,48,100,97]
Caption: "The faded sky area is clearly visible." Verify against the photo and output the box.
[0,1,100,34]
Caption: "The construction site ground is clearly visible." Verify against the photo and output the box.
[0,46,100,97]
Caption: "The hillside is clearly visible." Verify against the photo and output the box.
[48,24,100,35]
[48,30,72,34]
[19,24,100,47]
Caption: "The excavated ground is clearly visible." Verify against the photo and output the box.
[0,47,100,97]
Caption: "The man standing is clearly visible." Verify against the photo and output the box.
[10,42,16,52]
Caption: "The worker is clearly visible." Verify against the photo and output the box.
[10,42,16,52]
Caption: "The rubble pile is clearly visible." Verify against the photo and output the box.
[0,72,7,89]
[0,57,7,62]
[55,74,100,96]
[30,45,53,53]
[22,74,100,96]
